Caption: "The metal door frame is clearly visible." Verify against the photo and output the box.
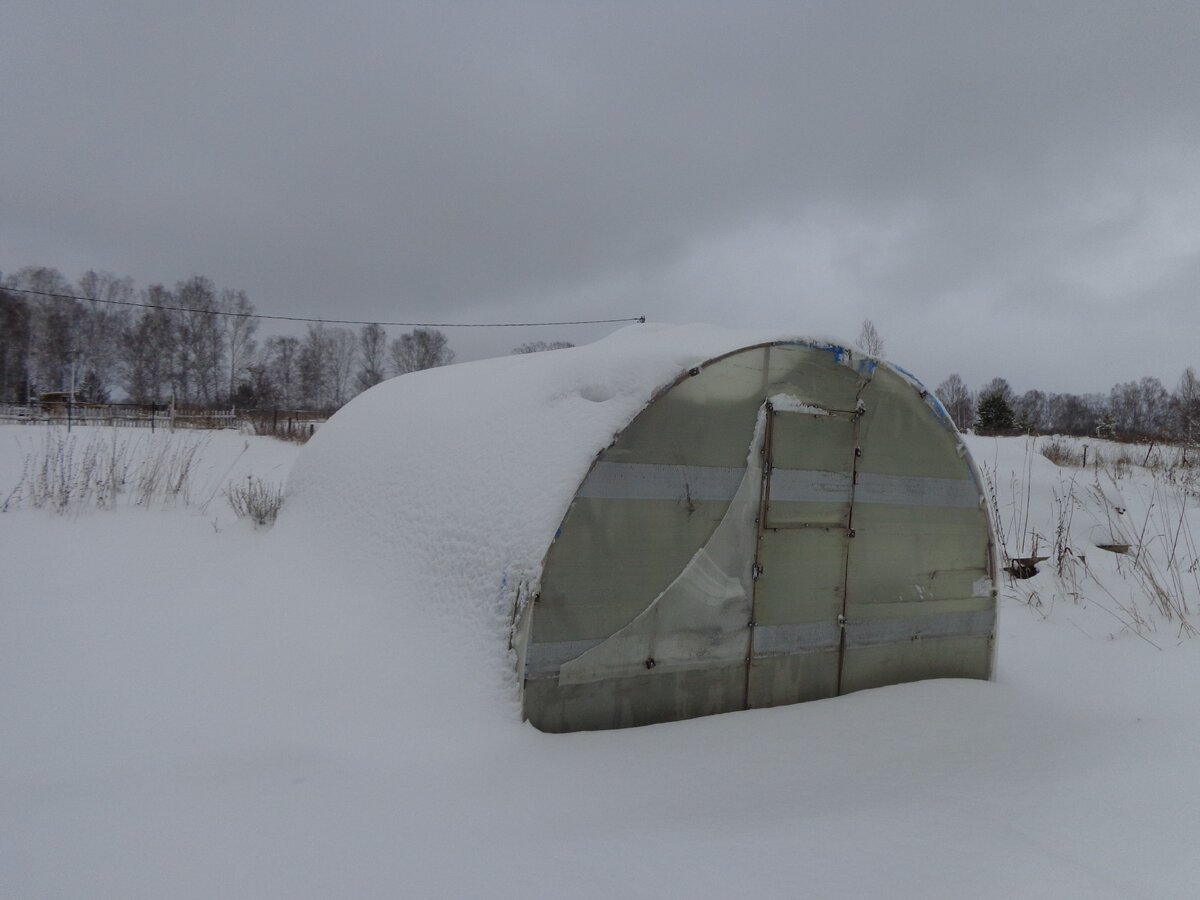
[745,395,866,706]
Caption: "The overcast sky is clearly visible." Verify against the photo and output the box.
[4,1,1199,393]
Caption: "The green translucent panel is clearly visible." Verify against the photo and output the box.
[770,410,855,471]
[747,650,840,709]
[524,342,996,732]
[840,635,994,694]
[848,595,994,622]
[525,662,747,733]
[535,498,727,642]
[754,530,846,626]
[858,367,970,479]
[845,504,990,609]
[763,344,864,411]
[765,500,850,528]
[608,349,768,468]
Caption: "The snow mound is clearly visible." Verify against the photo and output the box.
[280,323,829,717]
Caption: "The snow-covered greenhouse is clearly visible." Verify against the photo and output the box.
[288,325,997,733]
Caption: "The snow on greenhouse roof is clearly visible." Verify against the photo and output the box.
[279,323,857,706]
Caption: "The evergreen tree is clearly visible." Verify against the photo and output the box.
[976,390,1015,434]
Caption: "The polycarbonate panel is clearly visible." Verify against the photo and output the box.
[558,411,765,686]
[753,529,846,626]
[761,344,865,412]
[839,635,994,694]
[523,341,995,732]
[836,361,994,695]
[533,498,729,642]
[771,411,855,473]
[856,367,972,480]
[765,410,855,528]
[844,505,991,609]
[533,349,797,656]
[746,404,855,705]
[525,661,748,733]
[747,649,840,709]
[605,348,768,468]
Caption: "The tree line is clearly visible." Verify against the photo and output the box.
[7,269,1192,441]
[855,318,1199,443]
[0,266,460,411]
[935,371,1200,443]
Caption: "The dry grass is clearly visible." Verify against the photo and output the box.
[986,438,1200,639]
[1040,438,1085,467]
[2,428,208,514]
[226,475,284,527]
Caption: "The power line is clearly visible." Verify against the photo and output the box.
[3,287,646,329]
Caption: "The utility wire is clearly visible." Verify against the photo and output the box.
[4,287,646,329]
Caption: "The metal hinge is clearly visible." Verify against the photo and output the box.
[837,614,847,628]
[752,562,764,581]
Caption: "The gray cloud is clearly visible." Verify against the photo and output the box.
[3,1,1199,392]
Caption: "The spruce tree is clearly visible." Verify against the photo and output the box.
[976,391,1015,434]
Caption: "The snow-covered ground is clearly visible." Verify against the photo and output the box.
[5,414,1200,898]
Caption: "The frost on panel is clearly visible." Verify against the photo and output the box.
[558,407,772,686]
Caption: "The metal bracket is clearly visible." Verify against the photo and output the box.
[751,562,764,581]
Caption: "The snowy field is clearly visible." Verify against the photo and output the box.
[5,414,1200,898]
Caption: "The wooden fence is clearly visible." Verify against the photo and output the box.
[241,409,330,441]
[0,402,327,439]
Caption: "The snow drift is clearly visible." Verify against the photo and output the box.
[282,322,994,732]
[282,324,793,716]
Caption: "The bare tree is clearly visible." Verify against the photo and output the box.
[6,266,76,396]
[1109,377,1169,439]
[77,271,133,399]
[356,323,388,392]
[1014,389,1049,433]
[1045,392,1107,437]
[221,288,259,404]
[1174,368,1200,448]
[174,276,226,406]
[857,319,885,358]
[122,285,177,405]
[299,324,331,409]
[0,288,32,402]
[934,374,974,431]
[389,328,455,375]
[261,335,301,408]
[327,327,358,407]
[1172,368,1200,461]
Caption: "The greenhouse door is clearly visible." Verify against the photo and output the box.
[745,401,860,707]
